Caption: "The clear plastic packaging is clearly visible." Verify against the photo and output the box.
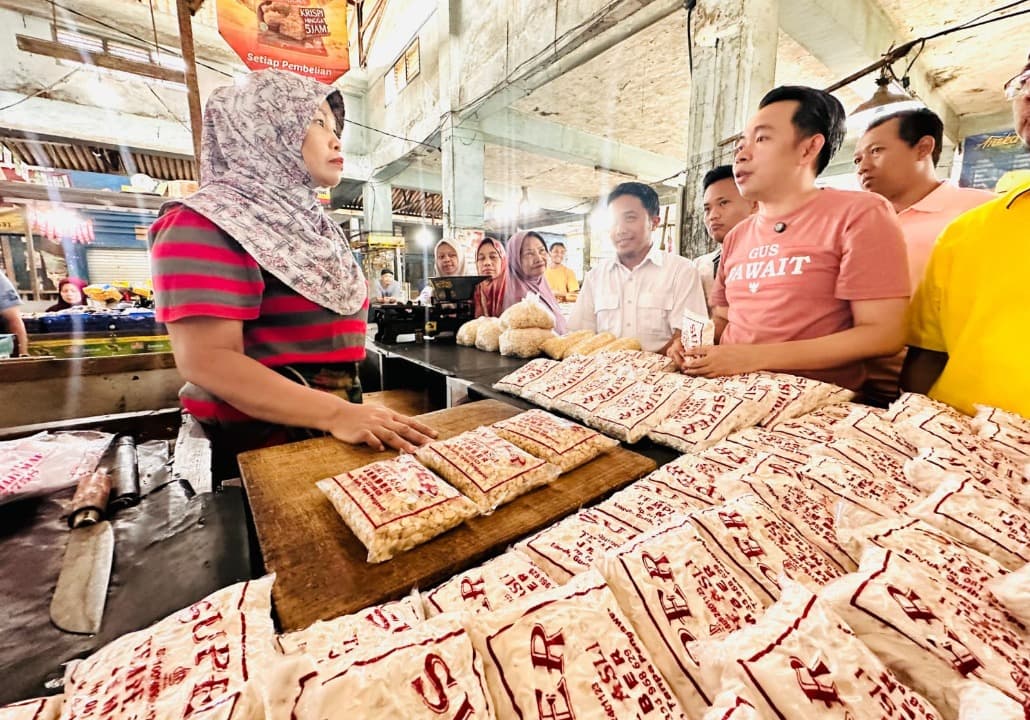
[474,317,504,352]
[679,308,715,351]
[821,547,1030,718]
[549,368,639,422]
[906,474,1029,570]
[464,570,688,720]
[566,330,616,356]
[846,517,1022,633]
[588,381,689,443]
[798,454,921,518]
[644,451,739,507]
[694,581,942,720]
[596,515,764,717]
[61,576,298,720]
[685,494,844,603]
[517,506,643,583]
[521,354,598,408]
[291,613,495,720]
[593,477,703,531]
[278,590,424,665]
[492,358,559,397]
[421,549,557,616]
[491,409,619,472]
[317,454,479,563]
[0,430,113,506]
[498,327,556,358]
[456,317,487,346]
[499,292,556,329]
[987,562,1030,627]
[972,404,1030,463]
[648,391,767,453]
[0,696,63,720]
[415,427,561,513]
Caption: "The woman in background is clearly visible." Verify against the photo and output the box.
[502,231,567,333]
[418,239,466,304]
[473,236,507,317]
[46,277,87,312]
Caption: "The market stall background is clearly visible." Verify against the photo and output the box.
[1,0,1026,298]
[1,0,1029,714]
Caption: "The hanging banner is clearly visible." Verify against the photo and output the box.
[27,206,95,244]
[216,0,350,84]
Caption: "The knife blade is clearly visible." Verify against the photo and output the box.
[50,520,114,634]
[50,469,114,634]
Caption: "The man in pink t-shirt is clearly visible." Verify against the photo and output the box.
[855,108,994,290]
[854,107,994,400]
[684,86,911,390]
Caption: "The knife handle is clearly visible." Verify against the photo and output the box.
[69,469,112,528]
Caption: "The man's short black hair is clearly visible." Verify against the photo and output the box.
[758,86,846,175]
[549,241,566,250]
[867,108,944,166]
[380,268,393,276]
[607,182,660,217]
[702,165,735,193]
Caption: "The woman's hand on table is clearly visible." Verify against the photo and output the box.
[327,402,438,453]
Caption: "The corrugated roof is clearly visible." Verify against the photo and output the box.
[1,131,197,181]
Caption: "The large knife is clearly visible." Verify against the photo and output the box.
[50,468,114,634]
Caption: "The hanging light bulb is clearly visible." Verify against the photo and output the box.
[848,67,924,132]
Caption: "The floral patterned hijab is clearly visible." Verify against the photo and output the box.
[168,70,366,316]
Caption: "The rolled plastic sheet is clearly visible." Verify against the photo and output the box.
[107,437,140,511]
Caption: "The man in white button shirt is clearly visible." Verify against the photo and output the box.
[568,182,707,356]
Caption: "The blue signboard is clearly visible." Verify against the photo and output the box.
[959,130,1030,190]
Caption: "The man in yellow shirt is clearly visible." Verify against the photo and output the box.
[544,241,579,301]
[903,54,1030,417]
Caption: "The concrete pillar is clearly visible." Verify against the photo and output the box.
[362,181,393,234]
[679,0,778,258]
[440,112,485,239]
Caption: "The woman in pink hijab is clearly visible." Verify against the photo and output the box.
[502,231,567,333]
[473,236,507,317]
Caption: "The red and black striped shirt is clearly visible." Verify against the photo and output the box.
[150,205,368,423]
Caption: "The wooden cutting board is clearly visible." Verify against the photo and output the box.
[239,399,656,631]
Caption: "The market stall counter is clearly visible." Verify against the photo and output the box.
[0,417,253,706]
[364,338,528,406]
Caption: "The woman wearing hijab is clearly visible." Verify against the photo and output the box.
[46,277,87,312]
[473,237,507,317]
[418,239,466,304]
[149,70,434,455]
[502,231,567,333]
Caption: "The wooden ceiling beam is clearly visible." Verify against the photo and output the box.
[16,34,185,84]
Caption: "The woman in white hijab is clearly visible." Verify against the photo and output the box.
[417,238,467,304]
[150,70,434,457]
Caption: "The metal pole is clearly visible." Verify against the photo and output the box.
[24,222,41,301]
[175,0,204,173]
